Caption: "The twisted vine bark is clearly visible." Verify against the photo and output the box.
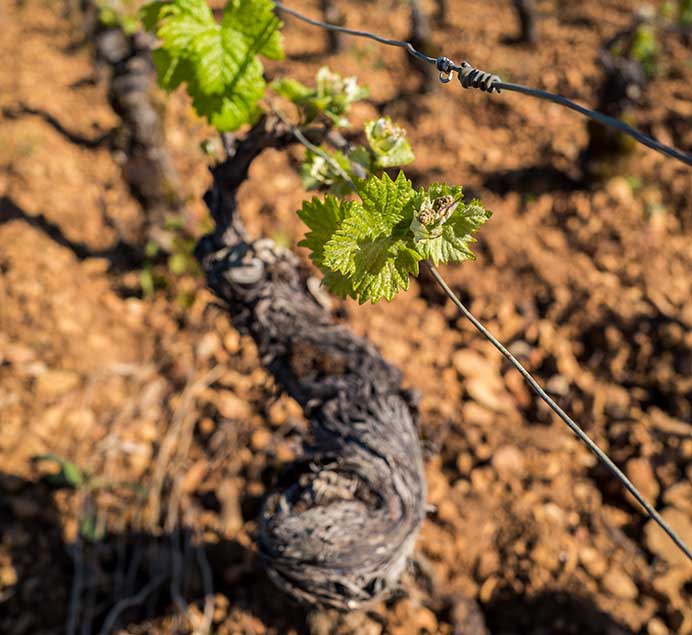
[96,27,186,239]
[320,0,344,53]
[77,1,186,243]
[195,116,427,609]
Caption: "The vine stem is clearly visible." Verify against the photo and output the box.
[271,106,359,192]
[425,262,692,565]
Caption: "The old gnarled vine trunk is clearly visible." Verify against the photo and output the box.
[195,118,427,609]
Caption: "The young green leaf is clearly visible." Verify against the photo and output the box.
[32,453,87,489]
[297,173,490,304]
[271,66,368,126]
[272,77,314,102]
[141,0,283,131]
[298,195,354,270]
[410,184,492,265]
[365,117,415,169]
[352,170,416,236]
[300,148,355,195]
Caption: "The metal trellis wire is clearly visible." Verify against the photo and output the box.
[274,1,692,565]
[274,1,692,167]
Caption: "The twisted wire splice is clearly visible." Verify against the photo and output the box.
[436,57,502,93]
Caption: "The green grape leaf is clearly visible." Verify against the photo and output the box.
[271,77,313,102]
[221,0,283,61]
[296,174,490,304]
[350,237,421,304]
[297,195,354,269]
[140,0,283,131]
[411,184,491,265]
[365,117,415,168]
[271,66,368,127]
[320,172,419,303]
[322,269,358,300]
[322,230,421,304]
[351,170,415,236]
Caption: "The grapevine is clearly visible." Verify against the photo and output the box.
[138,0,692,605]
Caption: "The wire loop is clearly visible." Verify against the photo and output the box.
[436,56,455,83]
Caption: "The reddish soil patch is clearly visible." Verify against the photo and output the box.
[1,0,691,634]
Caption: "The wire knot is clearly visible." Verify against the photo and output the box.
[436,57,501,93]
[458,61,502,93]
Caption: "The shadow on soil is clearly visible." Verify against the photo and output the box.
[0,474,309,635]
[0,196,141,272]
[483,587,635,635]
[482,164,582,196]
[0,474,635,635]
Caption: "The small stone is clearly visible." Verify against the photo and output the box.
[663,481,692,514]
[198,417,215,435]
[647,617,669,635]
[504,368,531,408]
[466,378,512,413]
[491,445,525,480]
[437,499,458,525]
[196,332,220,360]
[275,442,295,463]
[452,349,496,379]
[462,402,495,426]
[180,460,208,493]
[216,391,251,420]
[645,507,692,565]
[602,570,638,600]
[478,576,499,603]
[579,546,608,578]
[223,331,241,354]
[0,563,17,587]
[212,593,229,623]
[538,502,565,527]
[470,467,494,492]
[475,443,493,462]
[456,452,474,475]
[545,374,570,396]
[34,369,80,400]
[415,607,438,633]
[625,457,660,504]
[606,176,635,206]
[251,428,272,451]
